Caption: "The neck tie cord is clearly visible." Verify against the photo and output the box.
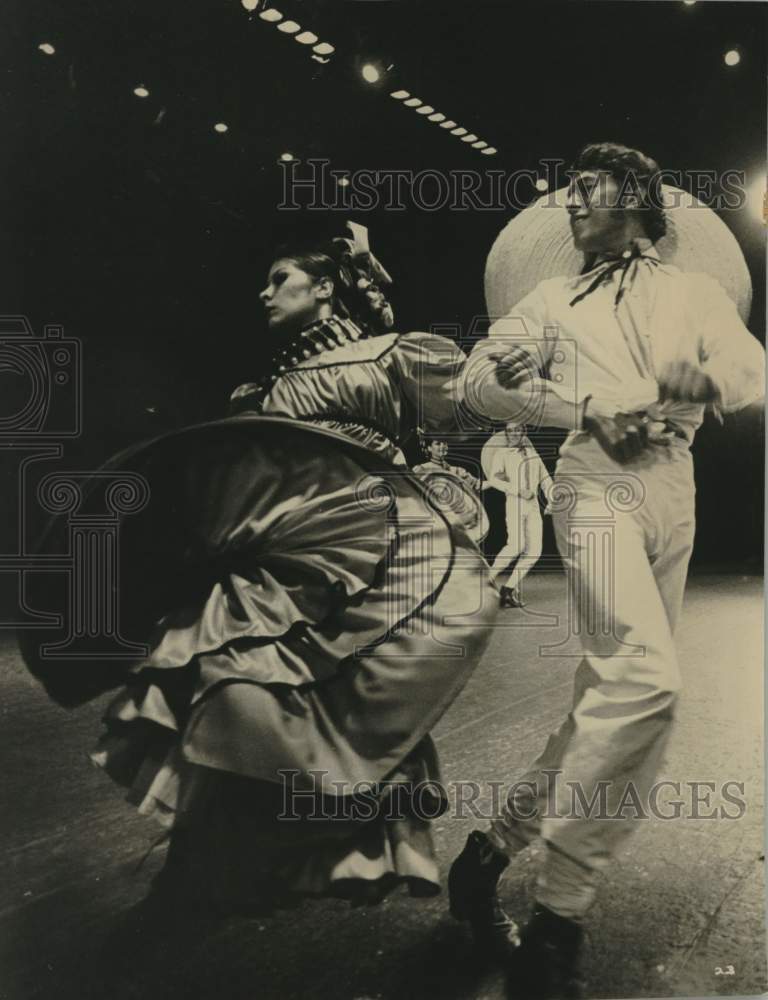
[569,245,659,308]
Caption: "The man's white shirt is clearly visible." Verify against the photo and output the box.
[487,441,550,500]
[462,248,765,439]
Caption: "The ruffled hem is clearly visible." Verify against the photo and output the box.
[94,734,446,908]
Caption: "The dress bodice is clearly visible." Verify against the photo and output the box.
[230,325,466,465]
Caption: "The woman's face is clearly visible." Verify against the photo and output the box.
[427,440,449,461]
[259,259,330,333]
[505,426,523,447]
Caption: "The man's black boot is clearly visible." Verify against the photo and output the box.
[448,830,521,961]
[508,587,526,608]
[506,903,584,999]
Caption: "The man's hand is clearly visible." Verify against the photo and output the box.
[583,411,655,464]
[658,360,719,404]
[488,347,537,389]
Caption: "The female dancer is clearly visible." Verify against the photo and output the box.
[25,223,498,910]
[413,433,490,545]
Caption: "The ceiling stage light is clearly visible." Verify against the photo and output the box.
[473,140,488,149]
[429,113,446,122]
[258,6,283,18]
[38,43,56,55]
[415,105,435,115]
[724,49,741,66]
[391,90,410,100]
[277,20,301,33]
[404,97,422,107]
[133,86,150,98]
[214,122,229,133]
[313,42,335,55]
[296,31,318,44]
[439,120,457,129]
[451,127,468,136]
[337,176,351,188]
[362,64,381,83]
[241,0,259,10]
[461,133,479,142]
[481,147,497,155]
[535,178,549,191]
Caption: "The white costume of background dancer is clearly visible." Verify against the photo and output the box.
[486,426,553,594]
[462,240,765,920]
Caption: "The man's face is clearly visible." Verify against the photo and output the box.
[505,427,523,447]
[566,170,628,254]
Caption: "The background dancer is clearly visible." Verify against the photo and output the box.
[413,433,490,545]
[483,423,553,608]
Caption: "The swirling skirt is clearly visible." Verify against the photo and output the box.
[23,416,498,907]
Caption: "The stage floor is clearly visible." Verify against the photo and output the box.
[1,574,764,1000]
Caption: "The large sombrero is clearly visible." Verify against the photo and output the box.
[485,185,752,323]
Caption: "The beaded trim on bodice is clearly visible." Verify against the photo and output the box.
[230,316,369,412]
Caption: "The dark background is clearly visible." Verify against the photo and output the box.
[0,0,765,570]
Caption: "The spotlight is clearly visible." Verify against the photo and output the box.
[279,152,295,162]
[295,31,318,44]
[133,85,150,98]
[472,140,488,149]
[313,42,335,55]
[391,90,409,100]
[683,1,696,5]
[241,0,259,10]
[481,147,497,155]
[461,133,479,142]
[439,120,457,129]
[38,43,56,55]
[428,113,446,122]
[258,6,283,19]
[535,178,549,192]
[404,97,423,107]
[214,122,229,133]
[337,176,351,188]
[415,105,435,115]
[277,20,300,33]
[362,64,381,83]
[451,127,468,136]
[311,55,330,64]
[724,49,741,66]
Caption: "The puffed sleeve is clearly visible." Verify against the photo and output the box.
[392,332,467,434]
[460,280,587,429]
[693,275,765,413]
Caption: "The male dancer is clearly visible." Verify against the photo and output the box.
[485,423,553,608]
[450,142,765,998]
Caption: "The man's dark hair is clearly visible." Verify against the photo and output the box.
[572,142,667,243]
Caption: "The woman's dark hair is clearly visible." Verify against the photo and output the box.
[417,431,448,456]
[272,238,394,334]
[572,142,667,243]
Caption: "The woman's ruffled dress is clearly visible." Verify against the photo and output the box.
[24,324,498,908]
